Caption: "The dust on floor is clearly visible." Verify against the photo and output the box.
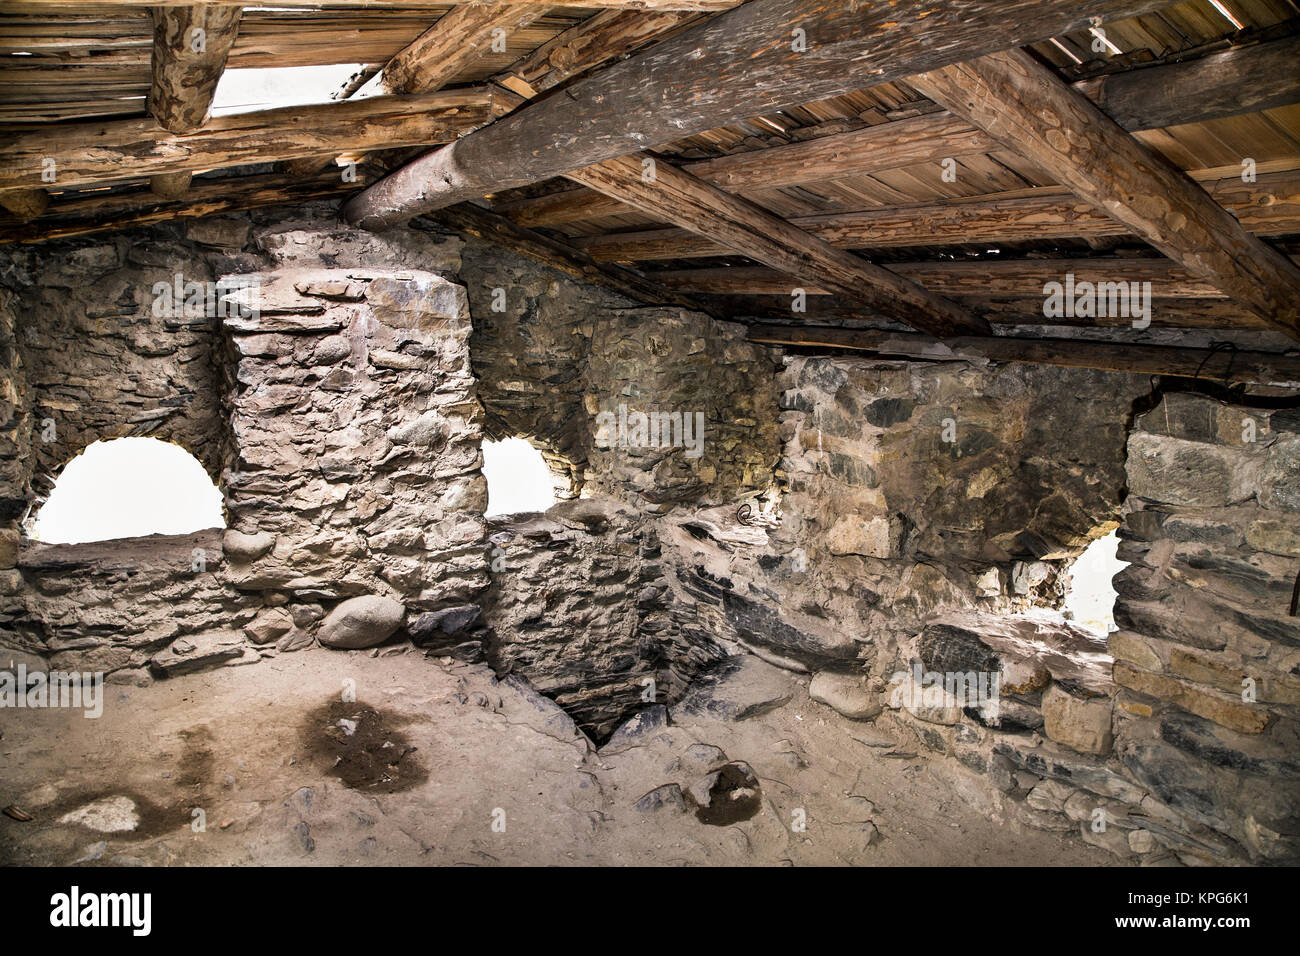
[0,648,1117,866]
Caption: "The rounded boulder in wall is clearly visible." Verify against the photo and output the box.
[317,595,406,649]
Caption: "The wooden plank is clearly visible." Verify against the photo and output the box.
[577,168,1300,260]
[746,324,1300,388]
[910,48,1300,338]
[377,4,548,95]
[499,34,1300,227]
[343,0,1179,229]
[566,153,988,337]
[655,258,1241,298]
[148,170,191,198]
[429,201,729,320]
[0,88,496,195]
[146,4,242,133]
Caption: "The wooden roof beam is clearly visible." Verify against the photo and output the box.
[343,0,1179,230]
[909,48,1300,338]
[0,88,496,197]
[566,154,988,337]
[747,325,1300,389]
[577,167,1300,260]
[497,34,1300,228]
[147,5,242,134]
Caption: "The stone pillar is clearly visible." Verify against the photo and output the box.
[220,268,489,615]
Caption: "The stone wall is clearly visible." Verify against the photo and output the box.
[0,213,480,684]
[1109,392,1300,861]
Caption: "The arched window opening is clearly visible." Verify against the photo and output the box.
[31,437,224,544]
[1062,529,1127,635]
[481,437,557,518]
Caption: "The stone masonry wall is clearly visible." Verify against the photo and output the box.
[1109,392,1300,861]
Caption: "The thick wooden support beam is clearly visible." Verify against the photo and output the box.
[147,5,242,134]
[910,48,1300,338]
[566,154,988,338]
[379,4,548,95]
[498,35,1300,227]
[746,325,1300,389]
[0,88,495,196]
[429,202,728,319]
[0,169,374,245]
[656,258,1240,299]
[578,167,1300,260]
[343,0,1176,229]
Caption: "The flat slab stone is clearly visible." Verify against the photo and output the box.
[670,655,794,723]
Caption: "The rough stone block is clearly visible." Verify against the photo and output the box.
[1042,683,1114,755]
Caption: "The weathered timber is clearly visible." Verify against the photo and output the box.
[147,5,242,133]
[910,48,1300,337]
[498,34,1300,227]
[343,0,1178,228]
[566,154,988,337]
[0,169,373,245]
[746,325,1300,387]
[577,168,1300,260]
[379,4,548,95]
[0,88,495,195]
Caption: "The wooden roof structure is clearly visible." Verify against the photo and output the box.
[2,0,1299,382]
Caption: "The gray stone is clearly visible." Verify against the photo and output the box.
[222,530,275,563]
[809,671,881,720]
[670,655,794,723]
[244,607,294,645]
[317,595,405,650]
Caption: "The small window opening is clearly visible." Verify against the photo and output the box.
[481,438,557,518]
[1062,530,1127,635]
[210,64,369,116]
[31,437,224,544]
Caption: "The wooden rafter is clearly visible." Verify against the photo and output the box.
[496,34,1300,228]
[566,153,988,338]
[343,0,1178,229]
[747,325,1300,389]
[909,48,1300,338]
[576,168,1300,261]
[0,88,497,196]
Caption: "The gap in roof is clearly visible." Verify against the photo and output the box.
[210,64,369,116]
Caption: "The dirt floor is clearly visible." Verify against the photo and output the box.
[0,648,1118,866]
